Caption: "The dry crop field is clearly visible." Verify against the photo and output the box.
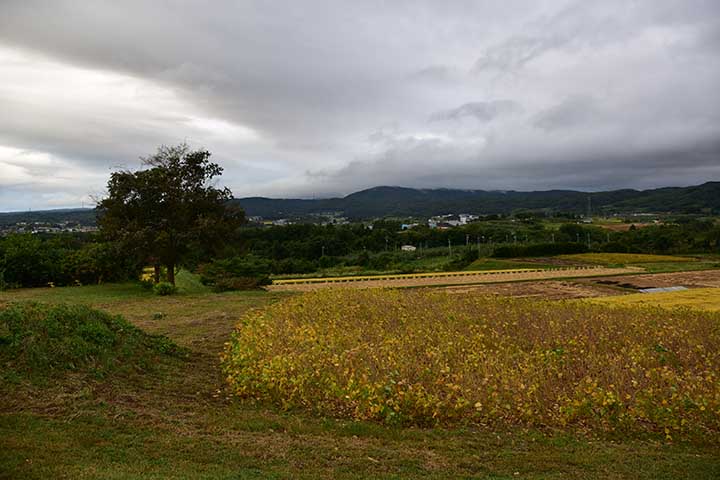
[224,288,720,439]
[3,278,720,478]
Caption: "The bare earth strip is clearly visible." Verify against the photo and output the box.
[577,269,720,290]
[268,266,641,291]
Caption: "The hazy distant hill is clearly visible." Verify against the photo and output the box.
[235,182,720,219]
[3,182,719,225]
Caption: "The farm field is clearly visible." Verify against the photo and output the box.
[225,289,720,436]
[580,269,720,291]
[2,279,720,478]
[588,287,720,312]
[268,266,641,291]
[443,280,622,299]
[557,253,694,264]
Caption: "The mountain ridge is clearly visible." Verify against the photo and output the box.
[2,182,719,224]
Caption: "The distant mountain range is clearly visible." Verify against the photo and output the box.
[234,182,720,219]
[2,182,719,225]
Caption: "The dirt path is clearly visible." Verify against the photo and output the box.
[268,266,642,291]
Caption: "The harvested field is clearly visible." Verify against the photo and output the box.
[558,253,692,264]
[443,280,621,300]
[268,266,642,291]
[581,269,720,291]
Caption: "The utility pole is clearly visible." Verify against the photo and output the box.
[586,232,590,248]
[466,234,469,246]
[321,245,325,257]
[551,233,555,243]
[448,238,452,257]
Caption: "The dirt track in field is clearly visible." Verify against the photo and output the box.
[267,267,641,291]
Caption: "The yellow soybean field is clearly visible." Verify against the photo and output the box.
[223,289,720,439]
[590,287,720,312]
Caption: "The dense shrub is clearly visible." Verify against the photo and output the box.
[153,282,177,296]
[492,242,588,258]
[198,255,271,292]
[444,248,479,271]
[223,289,720,439]
[0,302,185,378]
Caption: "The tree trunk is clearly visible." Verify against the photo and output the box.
[154,264,161,284]
[166,263,175,285]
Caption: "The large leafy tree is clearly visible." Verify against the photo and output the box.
[97,144,244,284]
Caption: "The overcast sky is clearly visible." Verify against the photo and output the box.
[1,0,719,211]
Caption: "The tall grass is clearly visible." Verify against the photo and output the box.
[223,289,720,439]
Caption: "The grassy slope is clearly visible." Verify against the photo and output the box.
[1,283,719,479]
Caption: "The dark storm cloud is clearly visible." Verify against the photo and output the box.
[0,0,719,210]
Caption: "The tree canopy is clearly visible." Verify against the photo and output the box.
[97,144,244,284]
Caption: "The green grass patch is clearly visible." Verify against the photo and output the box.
[464,258,553,271]
[0,302,186,380]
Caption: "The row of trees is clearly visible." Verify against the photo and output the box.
[3,143,719,289]
[0,234,140,288]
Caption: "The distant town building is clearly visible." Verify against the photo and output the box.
[400,245,417,252]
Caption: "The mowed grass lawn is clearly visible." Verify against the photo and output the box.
[1,283,720,479]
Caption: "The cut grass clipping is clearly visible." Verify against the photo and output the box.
[223,289,720,440]
[0,302,186,381]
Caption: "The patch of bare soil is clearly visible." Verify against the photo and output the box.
[442,280,621,300]
[580,269,720,291]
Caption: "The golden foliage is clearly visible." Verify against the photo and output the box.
[590,287,720,312]
[223,289,720,438]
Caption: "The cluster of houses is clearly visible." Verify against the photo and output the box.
[427,214,479,229]
[0,221,98,236]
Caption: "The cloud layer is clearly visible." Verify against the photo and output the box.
[0,0,719,210]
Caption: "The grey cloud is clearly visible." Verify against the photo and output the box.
[532,96,601,131]
[0,0,719,209]
[431,101,522,123]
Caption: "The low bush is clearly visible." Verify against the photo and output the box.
[223,289,720,439]
[153,282,177,296]
[0,302,185,379]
